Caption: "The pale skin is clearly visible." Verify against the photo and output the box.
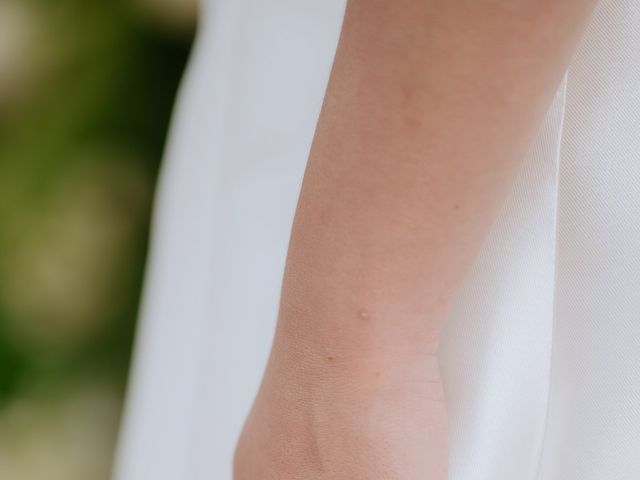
[234,1,598,478]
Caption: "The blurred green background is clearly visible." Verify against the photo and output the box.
[0,0,196,477]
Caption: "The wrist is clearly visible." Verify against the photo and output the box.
[235,334,447,480]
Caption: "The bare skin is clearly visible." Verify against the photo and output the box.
[234,1,598,478]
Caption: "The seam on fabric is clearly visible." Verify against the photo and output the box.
[532,71,569,480]
[182,3,245,478]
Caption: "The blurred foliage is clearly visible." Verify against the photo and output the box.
[0,0,195,477]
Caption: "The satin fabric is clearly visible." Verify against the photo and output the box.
[114,1,640,478]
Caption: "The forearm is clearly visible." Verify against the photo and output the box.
[278,0,596,363]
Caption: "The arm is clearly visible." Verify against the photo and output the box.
[235,1,597,478]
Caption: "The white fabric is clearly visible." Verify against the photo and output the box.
[113,1,640,479]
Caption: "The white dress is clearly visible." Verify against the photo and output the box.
[113,1,640,479]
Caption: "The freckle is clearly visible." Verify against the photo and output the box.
[327,356,335,362]
[357,309,370,321]
[401,84,414,105]
[375,371,381,377]
[454,203,460,210]
[404,116,422,129]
